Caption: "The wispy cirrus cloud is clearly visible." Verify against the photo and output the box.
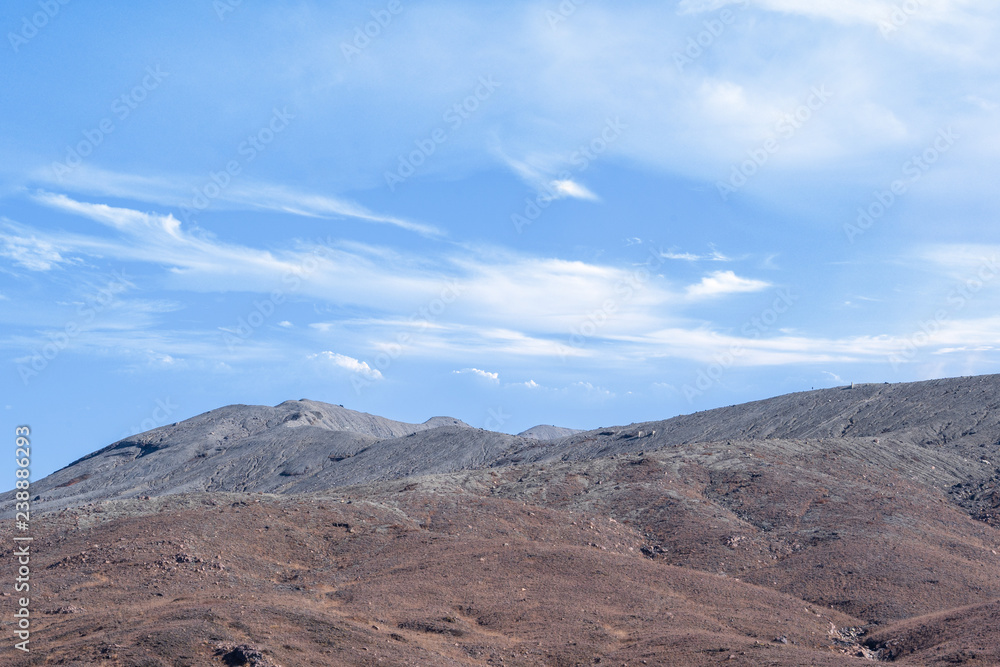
[677,0,964,27]
[29,165,440,236]
[217,183,444,236]
[11,194,682,345]
[660,246,733,262]
[23,192,448,305]
[15,191,1000,385]
[0,221,71,271]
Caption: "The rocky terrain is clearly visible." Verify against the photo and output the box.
[4,374,1000,665]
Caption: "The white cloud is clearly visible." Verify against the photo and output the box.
[27,192,449,307]
[27,192,1000,379]
[309,351,383,379]
[494,150,601,201]
[661,250,702,261]
[453,367,500,382]
[570,381,615,398]
[0,223,69,271]
[550,179,599,201]
[278,321,294,328]
[146,352,178,367]
[918,244,1000,276]
[221,183,443,236]
[30,164,439,236]
[676,0,953,28]
[19,193,688,338]
[11,193,813,371]
[661,246,733,262]
[369,322,595,359]
[699,80,752,119]
[456,254,676,334]
[12,1,995,229]
[686,271,771,298]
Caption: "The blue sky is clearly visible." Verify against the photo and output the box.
[3,0,1000,478]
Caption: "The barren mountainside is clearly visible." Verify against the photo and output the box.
[5,374,1000,665]
[15,375,1000,515]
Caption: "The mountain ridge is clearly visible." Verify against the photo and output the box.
[11,374,1000,516]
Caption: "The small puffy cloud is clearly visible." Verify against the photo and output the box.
[310,351,383,379]
[278,321,293,328]
[453,367,500,383]
[149,353,178,366]
[686,270,771,298]
[570,381,615,398]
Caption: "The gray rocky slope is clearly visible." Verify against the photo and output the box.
[11,374,1000,514]
[502,374,1000,465]
[517,424,583,440]
[16,400,493,512]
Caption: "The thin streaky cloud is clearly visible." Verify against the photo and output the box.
[661,246,734,262]
[29,165,440,236]
[221,183,444,237]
